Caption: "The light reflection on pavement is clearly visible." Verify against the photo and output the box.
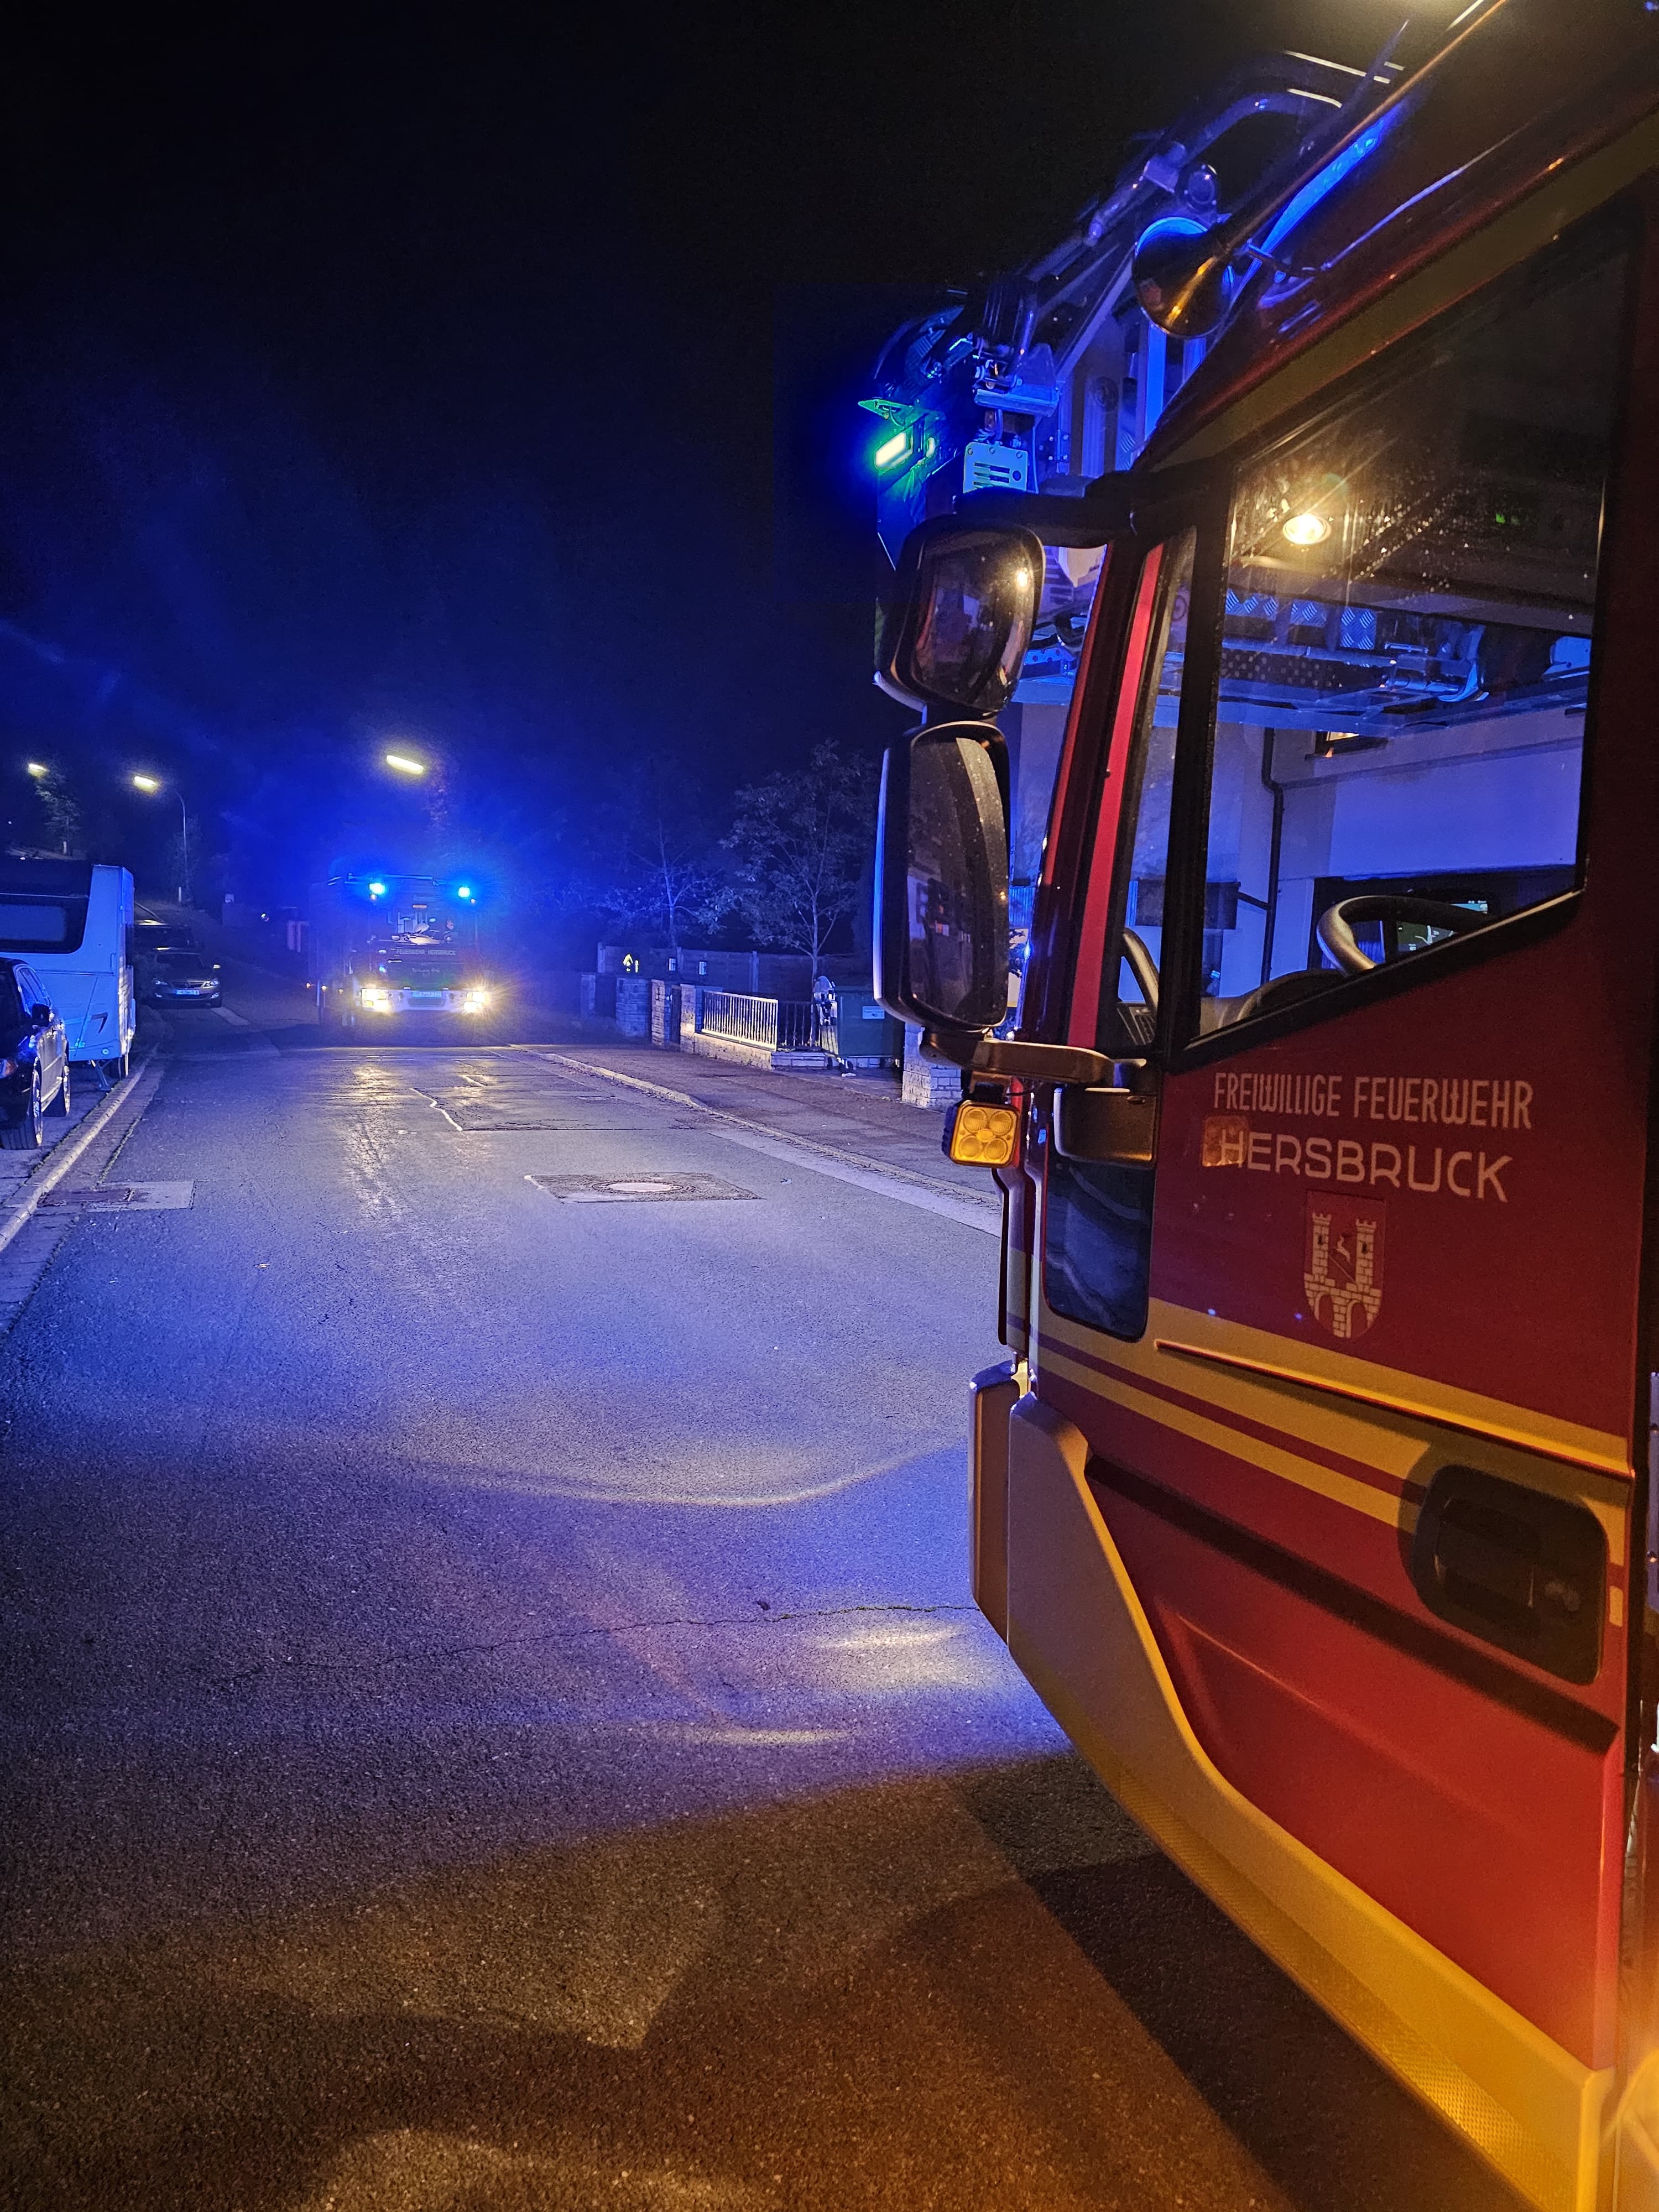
[0,987,1527,2211]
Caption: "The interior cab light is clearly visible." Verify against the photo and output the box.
[1282,511,1332,547]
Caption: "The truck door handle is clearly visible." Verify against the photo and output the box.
[1408,1465,1605,1683]
[1053,1077,1159,1165]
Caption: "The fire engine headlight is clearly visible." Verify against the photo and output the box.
[360,988,393,1010]
[946,1102,1019,1168]
[461,988,491,1013]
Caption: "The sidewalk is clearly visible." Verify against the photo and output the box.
[0,1037,169,1328]
[0,1041,154,1211]
[531,1027,995,1202]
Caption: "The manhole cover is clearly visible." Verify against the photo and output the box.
[38,1181,193,1213]
[434,1112,658,1131]
[457,1119,572,1130]
[528,1173,758,1204]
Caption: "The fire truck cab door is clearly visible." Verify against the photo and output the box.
[1011,211,1657,2208]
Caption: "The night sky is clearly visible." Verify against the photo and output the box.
[0,3,1406,910]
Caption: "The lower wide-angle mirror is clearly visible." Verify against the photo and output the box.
[873,721,1010,1036]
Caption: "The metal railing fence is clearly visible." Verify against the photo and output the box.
[697,989,827,1053]
[777,999,823,1052]
[697,989,779,1049]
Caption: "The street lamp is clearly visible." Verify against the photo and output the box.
[132,775,190,905]
[383,751,426,778]
[25,762,48,780]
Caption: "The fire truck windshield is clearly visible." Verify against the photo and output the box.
[375,955,462,987]
[1100,229,1629,1052]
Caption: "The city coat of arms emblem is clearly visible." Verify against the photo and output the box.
[1303,1194,1385,1340]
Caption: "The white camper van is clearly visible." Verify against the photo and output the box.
[0,859,135,1077]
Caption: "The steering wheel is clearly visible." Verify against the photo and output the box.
[1120,927,1159,1013]
[1316,895,1487,976]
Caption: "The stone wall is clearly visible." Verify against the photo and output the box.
[901,1026,961,1109]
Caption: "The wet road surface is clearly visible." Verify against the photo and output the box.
[0,980,1524,2210]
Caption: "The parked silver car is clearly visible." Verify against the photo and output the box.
[145,950,222,1008]
[0,958,71,1150]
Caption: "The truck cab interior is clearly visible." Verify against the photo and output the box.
[1105,232,1615,1052]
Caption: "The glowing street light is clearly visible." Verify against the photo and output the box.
[384,752,427,778]
[25,762,48,779]
[131,775,190,902]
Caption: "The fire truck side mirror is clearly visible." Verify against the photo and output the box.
[873,722,1010,1038]
[876,518,1044,717]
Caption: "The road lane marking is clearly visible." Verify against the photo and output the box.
[0,1057,166,1259]
[534,1052,1000,1237]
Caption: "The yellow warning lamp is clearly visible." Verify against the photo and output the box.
[946,1100,1020,1168]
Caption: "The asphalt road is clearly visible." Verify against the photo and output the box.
[0,974,1525,2212]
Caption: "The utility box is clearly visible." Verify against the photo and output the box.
[834,989,902,1070]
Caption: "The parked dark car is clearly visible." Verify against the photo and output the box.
[145,950,222,1007]
[0,958,71,1150]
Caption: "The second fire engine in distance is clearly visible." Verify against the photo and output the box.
[309,873,497,1032]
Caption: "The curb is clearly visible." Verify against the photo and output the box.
[0,1055,166,1260]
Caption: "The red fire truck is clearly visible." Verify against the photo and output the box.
[872,6,1659,2205]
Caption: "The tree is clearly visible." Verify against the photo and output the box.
[725,740,877,973]
[590,757,726,958]
[33,769,83,857]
